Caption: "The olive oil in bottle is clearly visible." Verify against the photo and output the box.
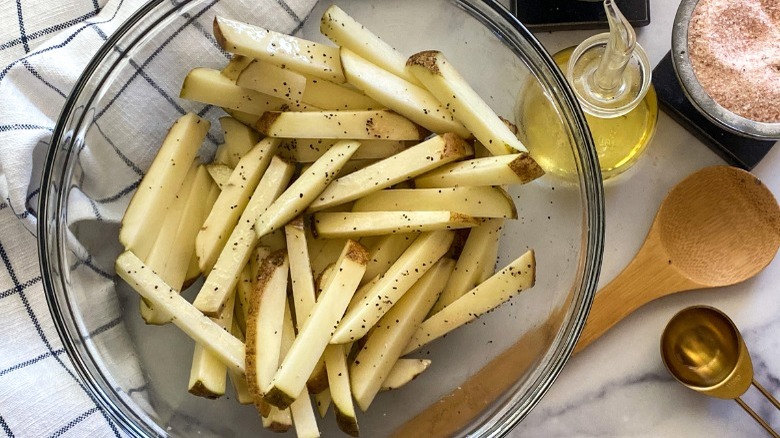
[518,0,657,181]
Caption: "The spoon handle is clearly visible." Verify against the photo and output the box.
[735,397,780,438]
[573,232,698,354]
[753,379,780,411]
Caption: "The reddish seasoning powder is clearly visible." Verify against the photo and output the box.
[688,0,780,122]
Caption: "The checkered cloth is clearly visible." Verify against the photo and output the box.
[0,0,315,436]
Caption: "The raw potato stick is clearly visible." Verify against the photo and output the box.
[362,234,418,285]
[119,113,209,260]
[285,217,317,332]
[320,5,423,86]
[312,211,480,239]
[324,344,359,436]
[180,68,291,114]
[406,50,528,155]
[431,218,504,314]
[205,163,232,190]
[302,76,383,110]
[331,231,454,343]
[279,138,405,163]
[188,290,236,398]
[380,359,432,391]
[314,388,332,418]
[264,240,368,409]
[221,116,260,167]
[340,48,470,137]
[214,16,345,83]
[351,186,517,219]
[308,133,473,212]
[115,251,245,373]
[414,153,544,188]
[236,59,308,104]
[254,140,361,239]
[403,250,536,355]
[262,302,295,432]
[221,54,253,81]
[196,138,279,273]
[350,258,453,410]
[256,110,426,141]
[194,156,294,316]
[245,251,289,416]
[228,320,254,404]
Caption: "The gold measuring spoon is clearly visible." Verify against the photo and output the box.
[661,305,780,437]
[395,166,780,437]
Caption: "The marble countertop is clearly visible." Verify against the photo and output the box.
[511,1,780,437]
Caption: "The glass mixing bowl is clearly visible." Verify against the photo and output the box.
[38,0,604,436]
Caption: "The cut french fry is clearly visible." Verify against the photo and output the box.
[115,251,245,373]
[362,234,418,284]
[407,50,528,155]
[245,250,289,416]
[308,133,473,212]
[205,163,232,190]
[188,289,235,398]
[254,140,360,239]
[196,138,279,273]
[302,76,383,110]
[214,143,231,165]
[431,219,504,314]
[223,108,261,127]
[140,161,202,324]
[180,68,289,114]
[279,138,405,163]
[350,258,453,410]
[256,110,425,141]
[324,344,359,436]
[221,54,254,81]
[285,217,316,332]
[414,153,544,188]
[233,266,252,333]
[194,156,294,316]
[262,301,295,432]
[228,321,254,404]
[340,48,470,138]
[183,251,201,289]
[320,5,422,86]
[403,250,536,355]
[258,228,287,252]
[221,116,260,167]
[381,359,432,391]
[331,231,454,344]
[314,388,332,418]
[214,16,345,83]
[236,59,308,104]
[309,238,345,279]
[264,240,368,409]
[120,113,209,259]
[282,304,321,438]
[312,211,480,239]
[351,187,517,219]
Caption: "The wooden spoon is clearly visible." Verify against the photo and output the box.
[394,165,780,437]
[574,165,780,353]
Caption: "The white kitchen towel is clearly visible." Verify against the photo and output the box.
[0,0,315,436]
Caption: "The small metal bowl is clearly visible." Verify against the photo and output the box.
[671,0,780,140]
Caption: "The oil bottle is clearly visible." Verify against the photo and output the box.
[518,0,657,180]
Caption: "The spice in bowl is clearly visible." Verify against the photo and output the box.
[688,0,780,123]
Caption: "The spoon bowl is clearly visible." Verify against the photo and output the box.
[660,306,751,399]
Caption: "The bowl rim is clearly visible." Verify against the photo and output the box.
[38,1,604,436]
[671,0,780,140]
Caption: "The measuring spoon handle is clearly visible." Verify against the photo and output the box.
[736,397,780,438]
[753,379,780,411]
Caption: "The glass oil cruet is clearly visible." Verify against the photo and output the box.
[518,0,658,180]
